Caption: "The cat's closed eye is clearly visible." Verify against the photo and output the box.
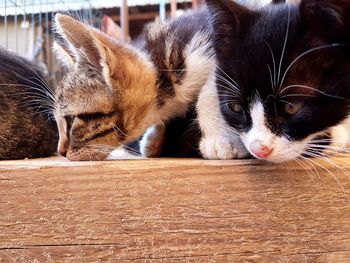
[76,112,115,122]
[65,115,75,131]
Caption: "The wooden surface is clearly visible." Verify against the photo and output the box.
[0,157,350,262]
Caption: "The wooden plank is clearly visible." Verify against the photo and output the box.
[1,157,350,261]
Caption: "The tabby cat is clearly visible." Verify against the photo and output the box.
[198,0,350,163]
[0,49,57,160]
[53,9,214,161]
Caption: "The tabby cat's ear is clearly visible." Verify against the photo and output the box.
[54,14,118,82]
[205,0,255,54]
[301,0,350,42]
[52,40,76,70]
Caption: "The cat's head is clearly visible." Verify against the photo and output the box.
[53,14,158,161]
[207,0,350,163]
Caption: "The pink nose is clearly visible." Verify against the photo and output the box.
[250,140,273,159]
[58,139,69,157]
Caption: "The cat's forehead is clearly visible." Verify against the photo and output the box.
[247,6,300,52]
[56,74,115,113]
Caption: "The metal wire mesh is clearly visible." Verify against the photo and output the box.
[0,0,193,86]
[0,0,107,86]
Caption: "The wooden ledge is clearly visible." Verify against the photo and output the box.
[1,157,350,262]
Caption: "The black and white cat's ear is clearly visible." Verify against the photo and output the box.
[205,0,255,54]
[205,0,253,30]
[300,0,350,41]
[53,13,118,77]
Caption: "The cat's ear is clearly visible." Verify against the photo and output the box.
[54,13,120,82]
[300,0,350,41]
[205,0,255,53]
[205,0,253,31]
[52,41,76,70]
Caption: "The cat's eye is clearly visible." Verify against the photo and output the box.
[227,102,243,113]
[64,115,75,131]
[283,102,303,116]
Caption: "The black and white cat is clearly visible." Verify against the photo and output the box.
[198,0,350,163]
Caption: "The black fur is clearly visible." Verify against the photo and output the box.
[0,48,58,160]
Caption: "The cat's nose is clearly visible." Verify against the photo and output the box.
[58,138,69,157]
[250,140,273,159]
[58,143,68,157]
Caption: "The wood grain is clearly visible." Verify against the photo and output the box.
[0,157,350,262]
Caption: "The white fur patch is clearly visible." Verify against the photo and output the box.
[107,147,145,160]
[197,70,248,160]
[243,0,274,9]
[241,100,350,163]
[156,30,216,122]
[241,100,306,162]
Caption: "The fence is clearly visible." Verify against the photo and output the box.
[0,0,197,86]
[0,1,107,87]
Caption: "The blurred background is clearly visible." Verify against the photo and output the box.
[0,0,205,86]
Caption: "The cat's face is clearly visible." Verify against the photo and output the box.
[208,0,350,163]
[54,14,158,161]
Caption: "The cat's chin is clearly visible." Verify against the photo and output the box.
[65,148,110,161]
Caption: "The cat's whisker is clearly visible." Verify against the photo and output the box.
[280,94,317,99]
[215,85,240,97]
[279,43,343,89]
[264,40,277,91]
[300,151,345,191]
[0,83,56,103]
[215,73,240,91]
[279,84,347,100]
[215,65,239,87]
[4,69,54,99]
[267,65,275,93]
[212,94,239,99]
[277,8,291,87]
[219,98,240,104]
[305,150,350,190]
[306,143,350,154]
[113,125,127,138]
[293,156,322,186]
[308,148,350,158]
[11,54,53,93]
[303,157,323,187]
[19,95,55,105]
[215,77,240,94]
[19,93,55,103]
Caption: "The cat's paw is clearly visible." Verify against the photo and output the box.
[140,125,165,158]
[199,136,248,160]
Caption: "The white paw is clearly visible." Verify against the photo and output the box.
[199,136,248,160]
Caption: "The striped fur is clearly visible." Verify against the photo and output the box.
[0,49,57,160]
